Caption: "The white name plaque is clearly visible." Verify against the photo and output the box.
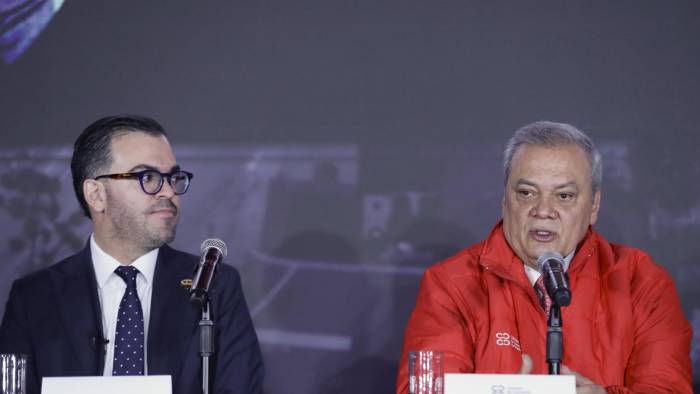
[445,373,575,394]
[41,375,172,394]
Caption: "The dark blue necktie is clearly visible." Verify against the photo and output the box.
[112,266,145,375]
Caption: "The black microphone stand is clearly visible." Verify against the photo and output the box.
[546,303,563,375]
[199,298,215,394]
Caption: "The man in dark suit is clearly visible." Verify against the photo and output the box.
[0,115,264,393]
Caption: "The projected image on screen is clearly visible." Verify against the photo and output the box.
[0,0,64,64]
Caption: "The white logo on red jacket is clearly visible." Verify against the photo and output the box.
[495,332,521,351]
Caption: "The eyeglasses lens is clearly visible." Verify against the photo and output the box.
[141,171,163,194]
[170,172,190,194]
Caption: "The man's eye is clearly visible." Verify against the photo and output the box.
[517,190,533,198]
[141,172,158,183]
[559,193,574,200]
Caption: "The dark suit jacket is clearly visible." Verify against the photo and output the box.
[0,244,264,394]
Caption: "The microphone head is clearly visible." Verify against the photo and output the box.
[201,238,228,258]
[537,251,564,272]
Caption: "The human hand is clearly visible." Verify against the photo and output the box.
[519,356,604,393]
[562,365,606,394]
[519,353,533,374]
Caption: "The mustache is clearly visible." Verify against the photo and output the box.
[147,200,178,215]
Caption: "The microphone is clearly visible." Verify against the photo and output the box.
[537,251,571,307]
[190,238,228,305]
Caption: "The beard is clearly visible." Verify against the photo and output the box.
[105,191,179,253]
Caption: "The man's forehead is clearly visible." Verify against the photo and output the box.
[507,144,592,184]
[109,132,176,168]
[514,142,586,157]
[511,144,589,167]
[110,130,169,144]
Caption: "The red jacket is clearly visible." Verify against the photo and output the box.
[397,222,692,393]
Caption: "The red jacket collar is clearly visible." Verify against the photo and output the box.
[478,220,598,280]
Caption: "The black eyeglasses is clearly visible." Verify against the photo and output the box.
[94,169,194,195]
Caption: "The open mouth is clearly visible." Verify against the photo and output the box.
[530,229,557,242]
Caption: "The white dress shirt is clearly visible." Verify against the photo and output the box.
[90,235,157,376]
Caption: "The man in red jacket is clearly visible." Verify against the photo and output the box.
[397,121,692,393]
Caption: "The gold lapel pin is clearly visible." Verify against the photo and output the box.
[180,278,193,289]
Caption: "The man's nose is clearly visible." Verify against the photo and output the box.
[531,196,557,219]
[155,178,176,198]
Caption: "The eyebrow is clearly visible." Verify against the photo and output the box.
[514,179,579,190]
[554,181,579,190]
[514,179,537,188]
[127,164,181,173]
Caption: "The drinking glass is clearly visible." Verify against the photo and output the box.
[0,354,26,394]
[408,350,443,394]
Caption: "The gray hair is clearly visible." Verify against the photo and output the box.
[503,121,603,193]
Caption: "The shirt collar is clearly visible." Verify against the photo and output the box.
[523,251,574,286]
[90,234,158,289]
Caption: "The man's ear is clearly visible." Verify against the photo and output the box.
[589,190,601,226]
[83,179,107,215]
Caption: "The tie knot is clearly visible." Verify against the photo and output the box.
[535,275,546,291]
[115,266,139,287]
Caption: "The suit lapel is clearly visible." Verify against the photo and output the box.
[55,245,104,375]
[148,246,199,380]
